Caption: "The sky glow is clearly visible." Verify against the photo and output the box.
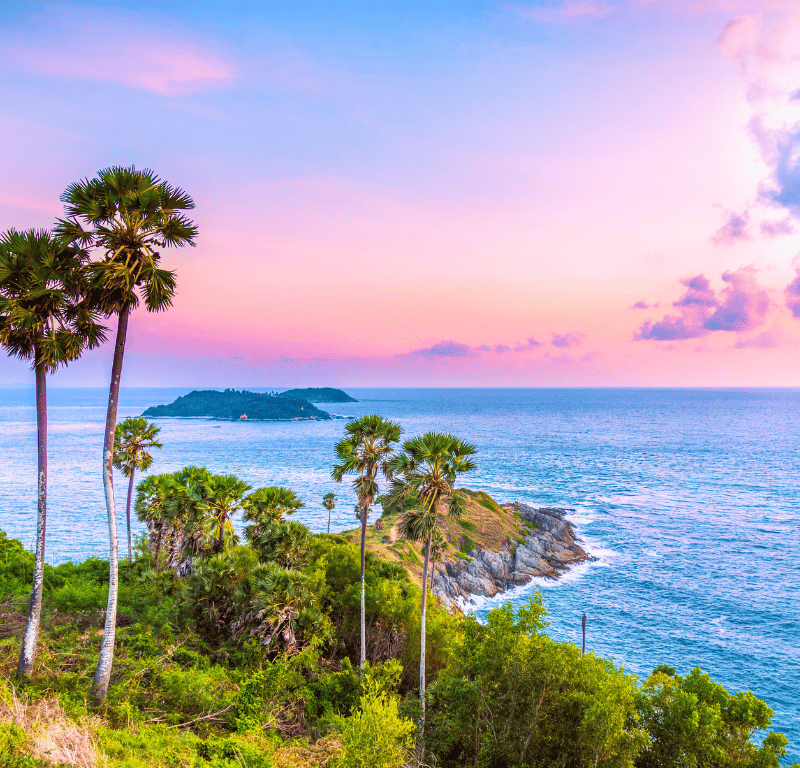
[1,0,800,387]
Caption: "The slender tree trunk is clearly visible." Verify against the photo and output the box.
[17,356,47,679]
[359,500,368,671]
[93,304,129,705]
[419,535,431,741]
[125,470,135,561]
[154,524,163,571]
[327,508,331,535]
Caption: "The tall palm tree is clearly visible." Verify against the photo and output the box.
[387,432,477,733]
[332,415,402,672]
[113,417,162,561]
[0,229,105,679]
[322,492,336,534]
[57,166,197,705]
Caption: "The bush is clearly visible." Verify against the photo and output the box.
[332,680,414,768]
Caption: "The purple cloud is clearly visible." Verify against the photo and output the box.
[551,332,583,348]
[495,344,511,353]
[411,340,473,358]
[712,210,751,246]
[703,267,769,333]
[632,301,648,309]
[635,315,708,341]
[673,275,717,308]
[760,217,795,238]
[514,337,542,352]
[786,268,800,319]
[636,268,770,342]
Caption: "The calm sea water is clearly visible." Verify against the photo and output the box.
[1,386,798,761]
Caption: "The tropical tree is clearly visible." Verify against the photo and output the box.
[386,432,477,733]
[243,486,304,533]
[0,229,104,679]
[113,417,162,561]
[134,473,178,571]
[57,166,197,704]
[323,492,336,534]
[332,415,403,671]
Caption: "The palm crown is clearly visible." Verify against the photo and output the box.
[0,229,106,370]
[113,417,162,477]
[331,414,403,507]
[56,166,197,314]
[388,432,478,542]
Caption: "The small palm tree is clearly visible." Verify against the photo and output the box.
[134,473,178,571]
[198,474,252,554]
[57,166,197,704]
[244,487,304,530]
[332,415,402,671]
[113,417,162,561]
[387,432,477,733]
[0,229,104,679]
[323,492,336,534]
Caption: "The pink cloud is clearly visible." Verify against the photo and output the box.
[4,10,235,96]
[636,267,771,341]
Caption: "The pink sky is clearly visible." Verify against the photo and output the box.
[1,1,799,387]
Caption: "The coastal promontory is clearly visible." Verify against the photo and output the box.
[141,389,333,421]
[343,489,592,607]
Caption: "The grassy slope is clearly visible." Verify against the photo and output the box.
[340,489,531,585]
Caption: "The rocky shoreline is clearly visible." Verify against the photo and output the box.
[432,503,594,608]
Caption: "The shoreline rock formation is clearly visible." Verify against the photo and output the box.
[432,503,594,608]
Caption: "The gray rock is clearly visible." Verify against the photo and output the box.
[431,504,595,609]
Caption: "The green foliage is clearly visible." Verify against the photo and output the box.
[331,680,415,768]
[637,667,798,768]
[0,519,797,768]
[428,595,648,768]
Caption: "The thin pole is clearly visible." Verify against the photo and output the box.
[581,613,587,657]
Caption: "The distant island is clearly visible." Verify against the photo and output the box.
[276,387,358,403]
[141,389,334,421]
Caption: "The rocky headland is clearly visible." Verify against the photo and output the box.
[432,503,593,608]
[343,490,594,610]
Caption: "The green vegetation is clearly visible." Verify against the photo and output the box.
[1,522,796,768]
[142,389,332,421]
[276,388,358,404]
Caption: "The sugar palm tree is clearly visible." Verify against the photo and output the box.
[57,166,197,704]
[332,415,402,671]
[322,492,336,534]
[134,473,177,571]
[113,417,162,561]
[199,474,253,553]
[0,229,105,679]
[387,432,477,733]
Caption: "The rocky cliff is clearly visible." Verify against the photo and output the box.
[432,503,593,608]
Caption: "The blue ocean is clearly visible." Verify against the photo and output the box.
[1,386,798,761]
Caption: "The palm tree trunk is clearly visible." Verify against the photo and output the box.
[17,356,47,679]
[125,470,135,561]
[154,524,163,571]
[419,535,431,740]
[93,303,129,705]
[359,500,368,671]
[327,508,331,535]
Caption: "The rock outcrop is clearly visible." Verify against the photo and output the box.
[432,503,593,608]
